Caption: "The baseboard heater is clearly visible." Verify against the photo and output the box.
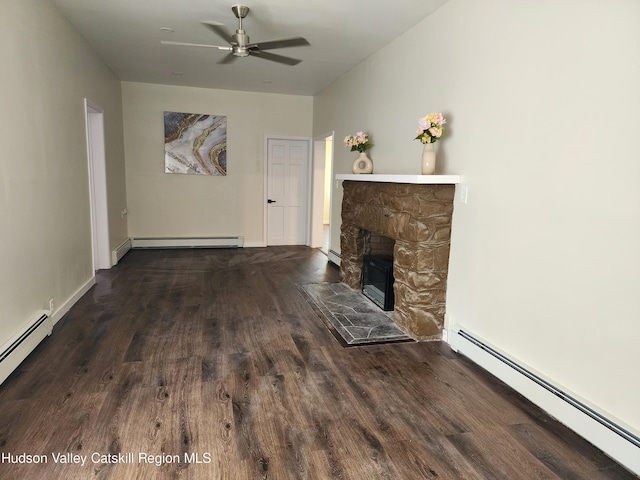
[327,249,341,266]
[131,236,244,249]
[111,238,132,265]
[456,329,640,450]
[0,311,52,385]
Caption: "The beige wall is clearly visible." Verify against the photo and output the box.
[0,0,126,346]
[122,82,313,245]
[314,0,640,434]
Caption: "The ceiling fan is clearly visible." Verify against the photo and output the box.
[161,4,310,66]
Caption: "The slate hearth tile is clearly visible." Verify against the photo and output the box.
[334,313,355,327]
[343,313,394,329]
[299,282,411,346]
[344,326,375,340]
[326,301,375,315]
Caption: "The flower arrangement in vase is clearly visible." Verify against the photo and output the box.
[344,131,373,174]
[415,113,447,175]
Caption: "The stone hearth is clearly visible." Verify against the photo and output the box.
[340,180,455,341]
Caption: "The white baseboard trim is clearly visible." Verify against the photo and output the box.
[243,241,267,248]
[449,328,640,476]
[50,276,96,327]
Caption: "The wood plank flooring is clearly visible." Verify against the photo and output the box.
[0,247,636,479]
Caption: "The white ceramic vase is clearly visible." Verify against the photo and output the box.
[421,143,436,175]
[352,151,373,174]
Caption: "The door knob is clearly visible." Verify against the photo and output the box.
[267,199,276,204]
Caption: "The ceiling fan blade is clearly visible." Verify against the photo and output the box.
[161,40,232,51]
[248,50,301,66]
[249,37,310,51]
[203,22,235,45]
[218,52,239,65]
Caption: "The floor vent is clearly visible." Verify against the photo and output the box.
[111,238,132,265]
[0,311,52,385]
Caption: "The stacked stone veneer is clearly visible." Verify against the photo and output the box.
[340,181,455,341]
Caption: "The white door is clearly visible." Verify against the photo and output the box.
[267,138,309,245]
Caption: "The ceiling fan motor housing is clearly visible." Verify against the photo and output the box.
[231,5,250,56]
[233,30,250,56]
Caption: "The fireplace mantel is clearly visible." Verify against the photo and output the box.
[336,174,460,184]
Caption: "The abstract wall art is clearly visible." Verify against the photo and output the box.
[164,111,227,175]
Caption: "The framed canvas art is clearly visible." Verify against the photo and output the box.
[164,111,227,175]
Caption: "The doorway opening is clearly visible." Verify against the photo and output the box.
[84,99,110,270]
[312,133,334,254]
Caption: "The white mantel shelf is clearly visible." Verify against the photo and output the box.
[336,174,460,184]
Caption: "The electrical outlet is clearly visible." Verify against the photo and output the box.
[121,208,128,217]
[49,298,54,313]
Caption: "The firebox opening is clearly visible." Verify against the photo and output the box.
[362,231,395,311]
[363,230,395,257]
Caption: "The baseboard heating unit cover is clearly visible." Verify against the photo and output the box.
[131,236,244,249]
[327,249,341,266]
[111,238,132,265]
[0,311,52,385]
[450,328,640,475]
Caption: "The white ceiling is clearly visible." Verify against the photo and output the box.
[51,0,449,96]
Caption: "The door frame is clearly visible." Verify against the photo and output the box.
[84,98,111,270]
[263,135,313,247]
[312,131,335,249]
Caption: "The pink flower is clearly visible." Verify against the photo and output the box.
[415,113,447,143]
[429,126,442,138]
[345,131,371,151]
[431,113,445,126]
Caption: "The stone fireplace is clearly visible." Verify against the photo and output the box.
[338,176,457,341]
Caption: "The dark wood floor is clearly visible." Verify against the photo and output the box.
[0,247,635,479]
